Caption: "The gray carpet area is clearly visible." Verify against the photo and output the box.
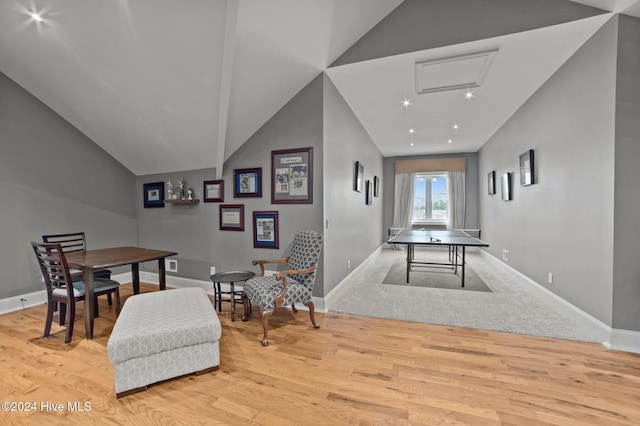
[329,248,598,343]
[383,257,491,292]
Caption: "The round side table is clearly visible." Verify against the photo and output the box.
[209,270,255,321]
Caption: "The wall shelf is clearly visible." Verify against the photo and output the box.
[165,199,199,205]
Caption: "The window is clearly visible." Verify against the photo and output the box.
[413,174,448,224]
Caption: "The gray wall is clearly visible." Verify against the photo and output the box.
[382,153,480,236]
[612,15,640,330]
[478,18,618,325]
[323,75,384,294]
[137,75,325,294]
[0,72,137,299]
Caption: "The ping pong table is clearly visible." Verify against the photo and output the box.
[388,229,489,287]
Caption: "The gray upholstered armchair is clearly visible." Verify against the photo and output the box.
[241,230,323,346]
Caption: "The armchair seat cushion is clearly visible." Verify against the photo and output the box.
[244,276,311,310]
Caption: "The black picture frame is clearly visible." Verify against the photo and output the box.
[365,180,373,205]
[253,211,279,249]
[519,149,535,186]
[219,204,244,231]
[354,161,364,192]
[143,182,164,208]
[203,179,224,203]
[488,171,496,195]
[501,173,512,201]
[271,147,313,204]
[373,176,380,197]
[234,168,262,198]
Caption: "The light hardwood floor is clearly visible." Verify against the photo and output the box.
[1,283,640,425]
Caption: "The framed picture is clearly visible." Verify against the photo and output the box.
[488,171,496,195]
[143,182,164,208]
[219,204,244,231]
[253,211,279,249]
[203,180,224,203]
[271,147,313,204]
[373,176,380,197]
[365,180,373,205]
[354,161,364,192]
[234,168,262,198]
[501,173,512,201]
[519,149,535,186]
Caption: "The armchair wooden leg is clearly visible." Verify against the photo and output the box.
[303,301,320,329]
[259,308,274,346]
[241,292,251,322]
[291,304,298,313]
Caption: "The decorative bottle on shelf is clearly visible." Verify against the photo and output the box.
[178,179,186,200]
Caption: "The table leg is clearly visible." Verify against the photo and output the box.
[406,244,412,283]
[132,263,140,294]
[461,246,466,288]
[454,246,459,274]
[230,281,235,321]
[158,258,167,291]
[83,266,95,340]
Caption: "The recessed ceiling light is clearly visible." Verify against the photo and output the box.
[453,124,460,130]
[408,128,415,134]
[401,98,412,108]
[30,12,43,23]
[410,142,414,146]
[448,139,453,144]
[464,90,474,100]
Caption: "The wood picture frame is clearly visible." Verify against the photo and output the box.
[234,168,262,198]
[271,147,313,204]
[219,204,244,231]
[143,182,164,208]
[203,179,224,203]
[253,211,279,249]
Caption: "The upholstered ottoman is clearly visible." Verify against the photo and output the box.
[107,287,221,398]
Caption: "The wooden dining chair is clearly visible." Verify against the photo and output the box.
[31,242,122,343]
[42,232,113,316]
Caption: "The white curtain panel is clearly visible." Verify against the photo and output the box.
[390,173,416,248]
[447,171,466,229]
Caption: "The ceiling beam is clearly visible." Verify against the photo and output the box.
[215,0,239,179]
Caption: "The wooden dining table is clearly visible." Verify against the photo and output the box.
[65,246,177,339]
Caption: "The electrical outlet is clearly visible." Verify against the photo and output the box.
[548,273,553,284]
[502,249,510,262]
[210,266,216,275]
[347,260,351,269]
[167,259,178,272]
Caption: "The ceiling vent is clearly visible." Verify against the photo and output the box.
[415,49,498,95]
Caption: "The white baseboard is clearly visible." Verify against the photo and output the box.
[479,250,640,354]
[321,245,385,312]
[0,290,48,315]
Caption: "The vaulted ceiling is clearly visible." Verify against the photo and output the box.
[1,0,639,176]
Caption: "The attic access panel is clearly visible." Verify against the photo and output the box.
[415,49,498,94]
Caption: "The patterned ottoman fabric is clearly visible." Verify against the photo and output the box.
[107,287,221,395]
